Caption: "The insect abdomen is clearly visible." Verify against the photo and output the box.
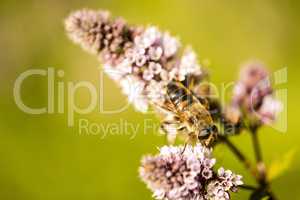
[167,82,194,110]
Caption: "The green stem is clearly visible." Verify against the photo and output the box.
[219,135,258,179]
[251,129,263,164]
[249,127,277,199]
[250,128,267,185]
[239,184,257,191]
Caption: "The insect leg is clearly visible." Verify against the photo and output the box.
[181,142,187,155]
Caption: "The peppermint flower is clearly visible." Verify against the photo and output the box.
[231,61,282,125]
[232,61,272,108]
[162,32,180,58]
[146,80,167,105]
[65,9,137,65]
[119,75,148,112]
[257,95,282,124]
[65,9,110,54]
[139,144,243,200]
[206,168,243,200]
[65,9,204,113]
[178,48,202,81]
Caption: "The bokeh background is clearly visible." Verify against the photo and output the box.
[0,0,299,199]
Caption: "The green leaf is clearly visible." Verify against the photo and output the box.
[268,149,296,181]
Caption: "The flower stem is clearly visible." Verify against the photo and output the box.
[250,128,267,185]
[252,130,262,162]
[239,184,257,191]
[249,128,278,199]
[267,190,277,200]
[219,135,258,179]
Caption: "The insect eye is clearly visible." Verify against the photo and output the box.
[211,125,218,133]
[199,129,209,137]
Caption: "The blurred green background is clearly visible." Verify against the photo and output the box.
[0,0,299,199]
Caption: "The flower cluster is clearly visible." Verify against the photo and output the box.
[65,9,204,112]
[139,144,243,200]
[206,168,243,200]
[65,9,282,200]
[230,61,282,126]
[65,9,140,65]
